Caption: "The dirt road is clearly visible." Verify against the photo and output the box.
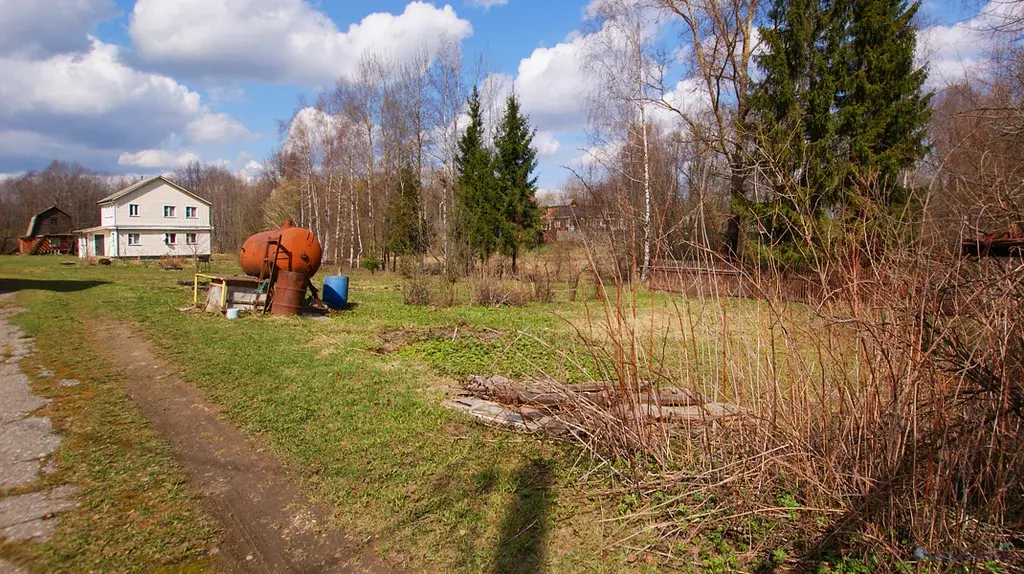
[91,320,396,573]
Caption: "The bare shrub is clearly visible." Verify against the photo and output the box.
[474,278,526,307]
[432,279,458,308]
[567,271,582,301]
[402,278,431,306]
[551,232,1024,568]
[526,272,555,303]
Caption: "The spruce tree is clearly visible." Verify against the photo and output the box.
[746,0,845,266]
[747,0,931,266]
[454,86,500,265]
[493,91,541,273]
[839,0,931,207]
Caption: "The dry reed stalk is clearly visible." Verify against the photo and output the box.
[551,227,1024,568]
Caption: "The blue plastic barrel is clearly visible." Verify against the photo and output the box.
[323,276,349,310]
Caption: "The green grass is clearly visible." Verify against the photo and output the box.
[0,254,845,572]
[0,281,216,572]
[0,256,637,572]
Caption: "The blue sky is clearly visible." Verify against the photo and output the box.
[0,0,996,191]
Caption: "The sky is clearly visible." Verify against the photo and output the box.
[0,0,1002,192]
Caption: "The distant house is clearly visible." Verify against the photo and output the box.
[75,175,212,260]
[541,200,623,242]
[18,206,75,255]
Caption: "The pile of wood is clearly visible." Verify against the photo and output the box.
[444,375,745,436]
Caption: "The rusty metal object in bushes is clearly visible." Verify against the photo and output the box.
[961,231,1024,257]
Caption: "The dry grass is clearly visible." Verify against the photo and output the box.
[552,238,1024,569]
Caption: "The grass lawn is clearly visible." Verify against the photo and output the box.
[1,255,668,572]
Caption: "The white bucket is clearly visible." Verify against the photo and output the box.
[226,308,240,320]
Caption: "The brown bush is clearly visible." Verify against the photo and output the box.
[553,240,1024,569]
[526,272,555,303]
[473,278,526,307]
[402,278,431,306]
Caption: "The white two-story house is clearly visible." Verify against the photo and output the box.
[76,175,212,260]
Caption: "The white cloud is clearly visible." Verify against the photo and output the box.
[534,131,561,157]
[0,38,203,162]
[207,86,247,103]
[575,141,621,168]
[117,150,193,171]
[283,106,344,152]
[129,0,473,84]
[470,0,508,8]
[0,39,200,119]
[514,34,594,133]
[0,36,254,172]
[511,9,664,135]
[647,78,710,127]
[211,152,264,181]
[916,0,1024,88]
[0,0,117,58]
[186,112,254,143]
[118,149,200,169]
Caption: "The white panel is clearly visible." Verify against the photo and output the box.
[113,181,211,228]
[101,205,116,226]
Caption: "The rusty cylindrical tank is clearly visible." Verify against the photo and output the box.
[270,271,306,316]
[239,219,323,278]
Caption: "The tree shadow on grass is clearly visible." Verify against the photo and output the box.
[0,278,110,294]
[493,457,554,574]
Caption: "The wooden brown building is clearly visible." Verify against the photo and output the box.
[18,206,75,255]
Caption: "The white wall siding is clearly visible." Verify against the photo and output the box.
[117,231,211,258]
[101,205,116,226]
[78,231,109,258]
[112,180,210,228]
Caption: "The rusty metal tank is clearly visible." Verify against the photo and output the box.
[240,219,323,278]
[270,270,306,316]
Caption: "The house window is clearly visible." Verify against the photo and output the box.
[50,237,60,247]
[129,204,140,217]
[163,233,177,245]
[185,206,198,219]
[127,233,141,246]
[186,233,197,245]
[163,205,176,217]
[49,217,57,226]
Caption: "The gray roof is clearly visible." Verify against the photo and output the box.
[97,175,211,206]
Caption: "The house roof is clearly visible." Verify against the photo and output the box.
[97,175,212,206]
[23,205,70,237]
[544,201,606,220]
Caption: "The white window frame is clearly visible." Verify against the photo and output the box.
[163,205,176,218]
[129,204,140,217]
[163,233,177,245]
[185,206,198,219]
[186,233,198,245]
[127,233,141,246]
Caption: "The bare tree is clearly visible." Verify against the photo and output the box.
[654,0,761,256]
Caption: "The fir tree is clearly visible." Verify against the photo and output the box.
[454,86,500,265]
[747,0,930,266]
[493,91,541,273]
[745,0,848,266]
[838,0,932,207]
